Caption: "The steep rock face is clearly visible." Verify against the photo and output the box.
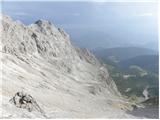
[1,15,79,73]
[0,15,136,118]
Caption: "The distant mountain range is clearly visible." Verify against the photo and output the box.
[71,31,158,51]
[93,47,159,98]
[93,47,158,62]
[119,55,159,74]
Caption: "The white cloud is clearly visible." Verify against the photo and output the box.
[135,13,154,17]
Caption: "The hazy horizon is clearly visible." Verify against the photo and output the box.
[2,1,158,50]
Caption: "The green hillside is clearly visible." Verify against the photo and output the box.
[99,56,159,98]
[119,55,159,74]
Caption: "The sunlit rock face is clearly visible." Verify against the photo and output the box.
[0,14,136,118]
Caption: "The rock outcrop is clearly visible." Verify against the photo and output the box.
[10,92,41,112]
[0,14,136,118]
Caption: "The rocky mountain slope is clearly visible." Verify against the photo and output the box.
[0,14,139,118]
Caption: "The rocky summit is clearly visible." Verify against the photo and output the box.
[0,14,138,118]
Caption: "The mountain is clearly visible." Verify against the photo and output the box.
[70,30,134,50]
[99,54,159,99]
[139,41,159,51]
[0,15,140,118]
[2,1,158,51]
[93,47,157,62]
[119,55,159,74]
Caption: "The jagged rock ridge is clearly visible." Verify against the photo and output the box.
[0,14,137,118]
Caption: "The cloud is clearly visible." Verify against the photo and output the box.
[134,13,154,17]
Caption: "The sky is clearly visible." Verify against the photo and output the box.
[1,0,158,2]
[1,1,158,50]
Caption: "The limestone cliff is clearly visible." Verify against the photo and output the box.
[0,14,136,118]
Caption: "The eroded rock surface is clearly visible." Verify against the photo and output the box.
[0,14,138,118]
